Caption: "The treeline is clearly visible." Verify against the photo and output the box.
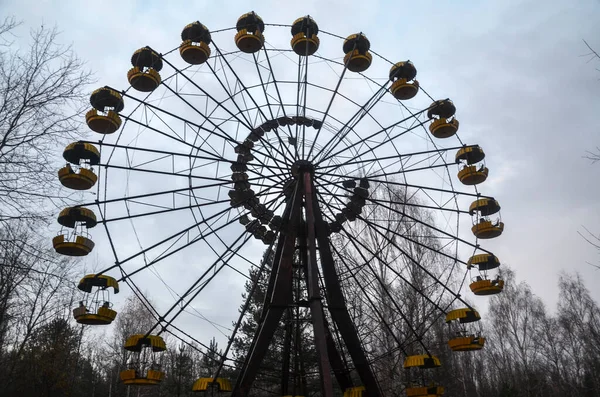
[470,270,600,397]
[0,267,228,397]
[224,185,600,397]
[1,226,599,397]
[229,253,600,397]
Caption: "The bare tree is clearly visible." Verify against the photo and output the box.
[583,39,600,71]
[579,226,600,270]
[0,16,93,225]
[0,221,78,390]
[557,272,600,394]
[333,182,457,395]
[99,295,160,397]
[582,39,600,163]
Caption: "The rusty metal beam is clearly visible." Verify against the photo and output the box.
[304,172,334,397]
[232,181,303,397]
[309,176,383,397]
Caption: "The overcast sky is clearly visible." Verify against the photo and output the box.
[4,0,600,347]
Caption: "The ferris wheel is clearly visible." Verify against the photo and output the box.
[53,12,505,397]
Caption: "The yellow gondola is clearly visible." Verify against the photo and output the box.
[467,253,500,271]
[429,117,459,139]
[469,198,500,216]
[342,33,372,73]
[445,308,480,323]
[235,12,265,53]
[446,308,485,351]
[457,164,488,185]
[73,274,119,325]
[455,145,485,164]
[85,108,122,134]
[456,145,488,184]
[389,61,419,100]
[290,16,320,56]
[403,354,441,369]
[406,385,444,396]
[471,219,504,239]
[120,369,164,385]
[58,164,97,190]
[469,198,503,239]
[57,207,97,228]
[53,207,97,256]
[86,87,124,134]
[127,67,161,92]
[63,142,101,165]
[59,142,101,190]
[180,22,212,65]
[52,234,95,256]
[73,304,116,325]
[427,100,458,138]
[427,100,456,119]
[343,387,365,397]
[79,274,119,292]
[470,278,504,295]
[120,334,167,386]
[128,47,163,92]
[448,335,485,351]
[125,334,167,351]
[192,378,232,392]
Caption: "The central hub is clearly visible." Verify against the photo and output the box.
[291,160,314,178]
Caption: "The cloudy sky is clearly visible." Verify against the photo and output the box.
[4,0,600,349]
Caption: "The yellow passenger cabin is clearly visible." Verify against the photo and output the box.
[343,386,365,397]
[445,308,485,351]
[469,198,504,239]
[73,274,119,325]
[405,385,444,397]
[467,253,500,271]
[192,378,232,393]
[389,61,419,100]
[86,87,124,134]
[53,207,97,256]
[180,22,212,65]
[429,117,459,139]
[470,277,504,295]
[448,335,485,351]
[235,12,265,53]
[128,47,163,92]
[471,219,504,239]
[120,334,167,386]
[403,354,441,369]
[58,164,97,190]
[457,165,488,185]
[52,234,95,256]
[427,100,458,138]
[343,33,372,73]
[291,16,320,56]
[59,142,100,190]
[445,308,480,324]
[455,145,485,165]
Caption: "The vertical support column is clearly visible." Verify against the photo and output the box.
[232,181,303,397]
[303,172,334,397]
[281,309,292,396]
[299,215,353,392]
[322,307,354,390]
[309,176,383,397]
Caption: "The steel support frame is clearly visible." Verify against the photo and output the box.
[308,173,383,397]
[232,171,382,397]
[233,181,303,397]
